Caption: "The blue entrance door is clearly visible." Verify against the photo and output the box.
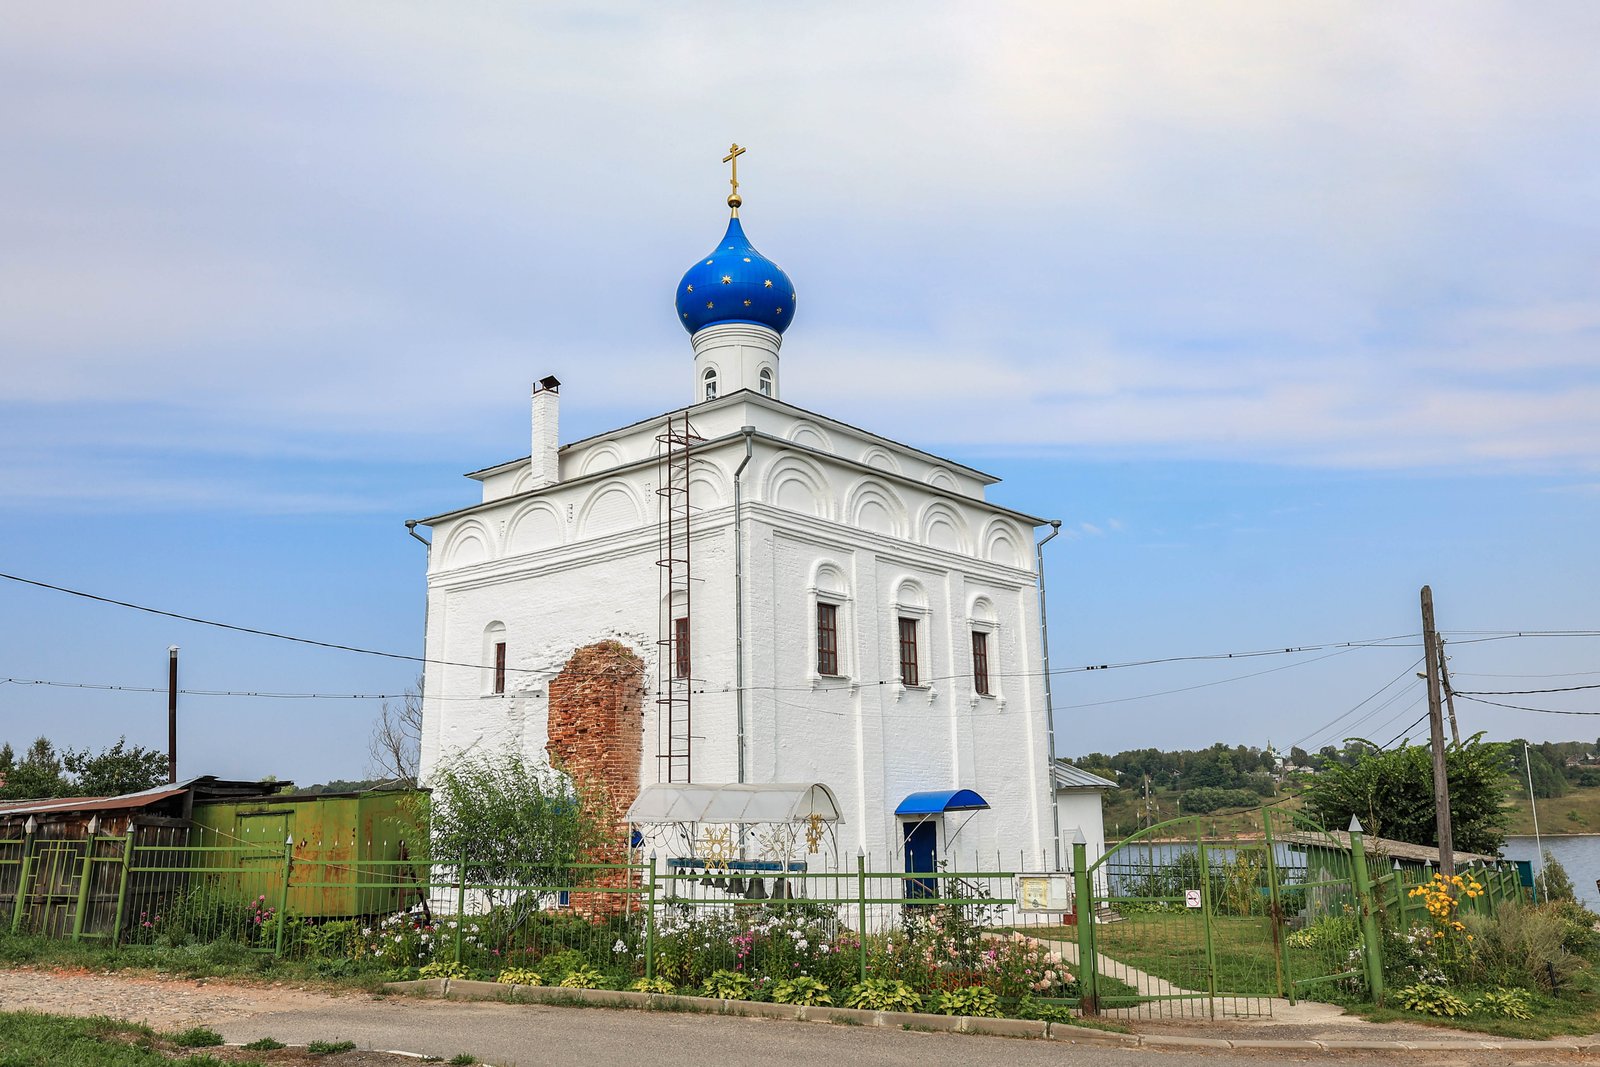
[903,820,937,899]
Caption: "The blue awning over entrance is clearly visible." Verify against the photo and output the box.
[894,789,989,816]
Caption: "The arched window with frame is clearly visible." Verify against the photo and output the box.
[758,367,774,397]
[702,367,718,401]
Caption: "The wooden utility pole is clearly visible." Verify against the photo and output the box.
[1438,636,1461,746]
[167,645,179,784]
[1420,587,1454,877]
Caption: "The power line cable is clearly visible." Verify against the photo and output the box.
[1454,694,1600,717]
[1290,657,1425,749]
[0,678,399,700]
[1455,683,1600,696]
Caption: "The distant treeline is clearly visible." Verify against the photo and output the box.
[1070,737,1600,803]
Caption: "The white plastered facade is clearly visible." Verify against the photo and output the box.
[417,339,1068,870]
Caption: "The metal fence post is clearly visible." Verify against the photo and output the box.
[1197,833,1218,1020]
[856,849,868,983]
[644,853,658,983]
[1071,832,1098,1014]
[275,835,294,958]
[70,836,97,942]
[110,827,136,948]
[1262,808,1289,1000]
[9,827,36,934]
[1347,818,1384,1004]
[454,842,468,965]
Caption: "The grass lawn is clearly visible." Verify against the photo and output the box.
[0,934,390,994]
[1359,972,1600,1041]
[0,1013,240,1066]
[1091,913,1283,997]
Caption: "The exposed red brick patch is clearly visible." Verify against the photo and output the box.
[546,640,644,914]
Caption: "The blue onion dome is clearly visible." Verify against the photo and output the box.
[676,217,796,336]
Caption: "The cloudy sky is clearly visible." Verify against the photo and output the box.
[3,3,1597,784]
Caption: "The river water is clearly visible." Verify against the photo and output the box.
[1500,834,1600,910]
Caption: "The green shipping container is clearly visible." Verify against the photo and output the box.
[190,789,428,920]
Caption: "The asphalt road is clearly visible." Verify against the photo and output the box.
[217,997,1595,1067]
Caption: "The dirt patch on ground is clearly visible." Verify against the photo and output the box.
[0,966,356,1032]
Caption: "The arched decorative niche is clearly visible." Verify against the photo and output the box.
[786,420,834,453]
[926,466,960,491]
[763,455,831,519]
[580,443,625,476]
[861,447,902,474]
[687,459,730,509]
[919,501,970,554]
[505,501,565,555]
[512,467,534,494]
[844,478,907,538]
[981,518,1024,568]
[577,481,644,538]
[441,519,495,569]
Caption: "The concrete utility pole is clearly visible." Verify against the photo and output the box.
[1420,586,1454,878]
[167,645,179,784]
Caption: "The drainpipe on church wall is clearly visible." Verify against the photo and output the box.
[733,426,756,784]
[404,519,432,778]
[1036,520,1063,871]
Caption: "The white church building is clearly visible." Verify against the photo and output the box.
[415,153,1096,873]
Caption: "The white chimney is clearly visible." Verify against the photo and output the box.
[530,375,561,489]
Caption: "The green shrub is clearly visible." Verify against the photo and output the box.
[419,960,473,980]
[1540,898,1600,956]
[1015,994,1075,1022]
[1463,905,1582,991]
[771,976,833,1006]
[495,967,543,985]
[845,978,923,1013]
[701,969,756,1000]
[531,948,587,983]
[1394,983,1471,1017]
[1535,851,1576,903]
[304,920,360,960]
[170,1026,224,1047]
[242,1038,286,1050]
[1473,988,1533,1019]
[630,976,676,994]
[558,965,607,989]
[307,1039,357,1054]
[934,985,1001,1017]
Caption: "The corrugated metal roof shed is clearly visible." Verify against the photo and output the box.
[1053,763,1117,791]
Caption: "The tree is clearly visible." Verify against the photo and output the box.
[0,737,67,800]
[368,679,423,786]
[1535,849,1576,903]
[1302,732,1510,855]
[421,747,607,916]
[61,738,170,796]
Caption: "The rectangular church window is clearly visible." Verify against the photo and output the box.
[972,631,990,696]
[898,617,920,687]
[817,602,839,676]
[674,616,690,678]
[493,641,507,695]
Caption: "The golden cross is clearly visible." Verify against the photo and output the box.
[723,143,746,214]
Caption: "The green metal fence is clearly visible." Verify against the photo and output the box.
[0,815,1531,1019]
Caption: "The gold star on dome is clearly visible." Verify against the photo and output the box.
[686,284,694,293]
[706,300,714,309]
[791,292,796,301]
[706,260,714,266]
[763,279,773,288]
[743,257,751,263]
[776,307,784,314]
[743,299,752,306]
[721,274,732,284]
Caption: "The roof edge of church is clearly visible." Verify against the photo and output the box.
[420,423,1054,530]
[464,390,1004,485]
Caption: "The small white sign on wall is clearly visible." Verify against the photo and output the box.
[1184,888,1203,909]
[1018,874,1072,912]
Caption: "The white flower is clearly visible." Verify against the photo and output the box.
[796,939,808,951]
[613,939,627,954]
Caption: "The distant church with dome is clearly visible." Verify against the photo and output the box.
[414,147,1105,873]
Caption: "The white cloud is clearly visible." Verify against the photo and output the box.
[1,2,1597,497]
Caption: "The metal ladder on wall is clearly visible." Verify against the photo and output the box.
[655,410,701,782]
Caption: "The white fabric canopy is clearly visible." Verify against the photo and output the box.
[626,782,842,826]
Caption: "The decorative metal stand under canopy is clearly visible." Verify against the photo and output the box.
[626,783,844,898]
